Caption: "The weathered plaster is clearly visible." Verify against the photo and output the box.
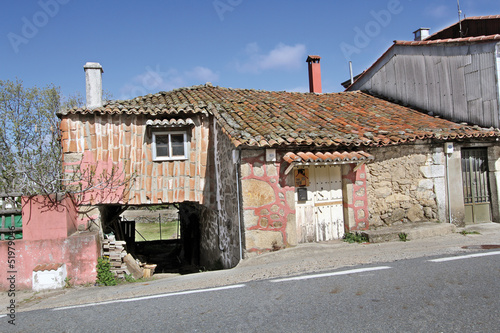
[342,164,369,231]
[241,150,295,254]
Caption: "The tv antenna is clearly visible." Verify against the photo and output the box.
[457,0,464,37]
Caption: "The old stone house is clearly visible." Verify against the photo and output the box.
[58,60,500,271]
[345,15,500,224]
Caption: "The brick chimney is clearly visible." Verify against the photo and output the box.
[306,55,322,93]
[413,28,430,41]
[83,62,103,109]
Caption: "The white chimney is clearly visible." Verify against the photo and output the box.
[413,28,430,41]
[84,62,103,109]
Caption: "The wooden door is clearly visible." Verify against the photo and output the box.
[295,165,344,243]
[462,148,491,223]
[312,165,344,241]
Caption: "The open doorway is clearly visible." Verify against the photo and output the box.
[100,202,202,274]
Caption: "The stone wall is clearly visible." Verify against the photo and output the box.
[366,144,446,227]
[198,121,241,269]
[241,150,296,255]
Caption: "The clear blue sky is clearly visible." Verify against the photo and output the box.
[1,0,498,101]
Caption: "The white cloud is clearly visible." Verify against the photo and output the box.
[424,5,450,19]
[235,42,307,74]
[119,65,219,99]
[288,86,308,93]
[185,66,219,82]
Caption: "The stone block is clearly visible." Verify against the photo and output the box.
[374,187,392,198]
[286,213,297,246]
[385,208,405,224]
[420,165,445,178]
[253,163,265,177]
[241,179,276,207]
[243,210,259,228]
[267,164,278,176]
[385,193,411,203]
[407,204,424,222]
[424,207,434,219]
[245,230,283,250]
[418,179,434,191]
[432,152,444,165]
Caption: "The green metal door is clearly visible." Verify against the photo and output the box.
[462,148,491,223]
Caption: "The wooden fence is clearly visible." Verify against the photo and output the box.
[0,192,23,240]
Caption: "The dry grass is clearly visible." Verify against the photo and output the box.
[135,221,180,241]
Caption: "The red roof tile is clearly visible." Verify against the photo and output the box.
[395,34,500,46]
[60,84,500,148]
[33,263,64,272]
[284,151,374,164]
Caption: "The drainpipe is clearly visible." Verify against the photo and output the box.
[213,118,225,252]
[234,149,243,261]
[445,143,453,223]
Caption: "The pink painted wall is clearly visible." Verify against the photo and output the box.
[22,195,78,240]
[0,232,99,290]
[241,151,296,254]
[343,164,369,231]
[60,113,211,205]
[0,195,100,290]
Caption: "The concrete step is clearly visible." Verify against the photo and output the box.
[361,222,457,243]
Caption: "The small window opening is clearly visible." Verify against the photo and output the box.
[152,131,188,161]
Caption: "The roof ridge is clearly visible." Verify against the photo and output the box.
[394,34,500,46]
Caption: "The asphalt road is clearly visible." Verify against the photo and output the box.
[5,250,500,333]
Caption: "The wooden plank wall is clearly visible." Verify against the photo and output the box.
[362,51,499,128]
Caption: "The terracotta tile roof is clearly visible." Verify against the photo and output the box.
[33,263,64,272]
[146,118,195,127]
[284,151,374,164]
[395,34,500,46]
[61,84,500,148]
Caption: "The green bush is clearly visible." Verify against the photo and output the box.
[96,257,117,286]
[343,232,369,243]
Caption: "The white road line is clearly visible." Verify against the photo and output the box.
[270,266,392,283]
[51,284,246,311]
[429,250,500,263]
[0,314,6,318]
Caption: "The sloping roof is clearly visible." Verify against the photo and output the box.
[284,151,374,164]
[426,15,500,40]
[60,84,500,148]
[345,15,500,90]
[395,34,500,46]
